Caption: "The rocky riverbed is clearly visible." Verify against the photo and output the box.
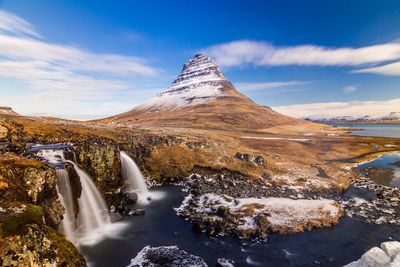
[341,176,400,225]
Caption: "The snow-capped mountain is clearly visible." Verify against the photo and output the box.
[381,112,400,121]
[102,54,306,129]
[135,54,228,110]
[303,112,400,122]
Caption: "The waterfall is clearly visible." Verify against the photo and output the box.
[56,163,111,245]
[56,169,77,244]
[70,162,110,233]
[30,144,127,246]
[120,151,150,201]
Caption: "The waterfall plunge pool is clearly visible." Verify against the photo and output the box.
[81,185,400,267]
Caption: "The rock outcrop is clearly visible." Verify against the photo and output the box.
[127,245,207,267]
[0,154,85,266]
[344,241,400,267]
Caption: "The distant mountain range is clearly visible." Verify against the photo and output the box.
[101,54,310,130]
[0,106,19,116]
[303,112,400,122]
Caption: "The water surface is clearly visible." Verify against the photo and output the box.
[81,186,400,267]
[358,152,400,187]
[327,123,400,138]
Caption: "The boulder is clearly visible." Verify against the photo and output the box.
[390,254,400,267]
[359,247,391,267]
[216,258,235,267]
[234,152,266,165]
[0,125,8,139]
[127,245,207,267]
[381,241,400,258]
[128,208,145,216]
[125,192,139,204]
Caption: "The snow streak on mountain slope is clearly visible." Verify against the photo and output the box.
[135,54,227,110]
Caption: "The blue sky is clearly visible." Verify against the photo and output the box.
[0,0,400,118]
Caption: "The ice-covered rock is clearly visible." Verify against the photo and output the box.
[358,247,391,267]
[176,192,343,239]
[216,258,235,267]
[390,254,400,267]
[127,245,207,267]
[381,241,400,258]
[343,240,400,267]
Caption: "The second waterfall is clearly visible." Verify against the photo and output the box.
[120,151,151,203]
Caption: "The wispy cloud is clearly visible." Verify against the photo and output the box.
[121,31,144,43]
[352,61,400,76]
[343,85,358,93]
[273,98,400,118]
[204,40,400,76]
[234,80,313,91]
[0,10,41,38]
[0,10,161,117]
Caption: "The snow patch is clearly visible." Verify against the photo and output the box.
[181,193,340,230]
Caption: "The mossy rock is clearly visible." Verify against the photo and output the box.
[47,227,86,266]
[0,125,8,139]
[1,204,44,236]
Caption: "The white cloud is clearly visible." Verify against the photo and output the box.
[0,10,161,117]
[343,85,358,93]
[0,34,158,77]
[353,61,400,76]
[234,80,313,91]
[0,10,41,38]
[204,40,400,76]
[273,98,400,118]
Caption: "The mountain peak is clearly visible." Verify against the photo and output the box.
[134,54,229,110]
[170,53,225,90]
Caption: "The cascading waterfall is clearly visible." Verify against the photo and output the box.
[120,151,150,201]
[56,169,77,244]
[29,144,128,246]
[70,162,111,233]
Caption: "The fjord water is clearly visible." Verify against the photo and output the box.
[81,186,400,267]
[330,123,400,138]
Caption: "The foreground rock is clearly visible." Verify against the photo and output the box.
[0,153,86,266]
[176,173,344,239]
[176,192,343,239]
[344,241,400,267]
[127,245,207,267]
